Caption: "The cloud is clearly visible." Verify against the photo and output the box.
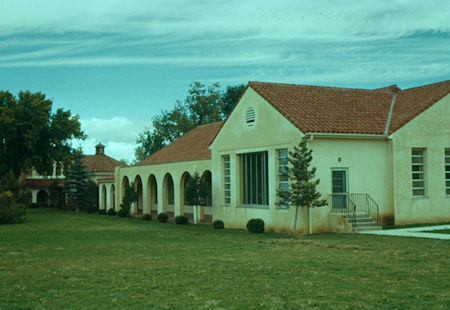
[73,116,149,162]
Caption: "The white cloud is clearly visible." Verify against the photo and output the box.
[73,116,149,162]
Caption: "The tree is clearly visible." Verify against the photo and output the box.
[63,150,90,213]
[135,82,245,160]
[221,84,246,117]
[278,137,327,235]
[0,90,84,178]
[184,172,209,227]
[0,171,28,224]
[119,182,138,217]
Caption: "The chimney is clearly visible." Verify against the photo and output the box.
[95,143,105,155]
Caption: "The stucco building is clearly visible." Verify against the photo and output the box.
[26,143,124,207]
[102,80,450,233]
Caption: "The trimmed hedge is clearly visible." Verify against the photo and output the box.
[213,220,224,229]
[98,209,107,215]
[107,209,117,216]
[142,213,152,221]
[117,208,129,218]
[157,213,168,223]
[246,218,264,234]
[175,215,188,225]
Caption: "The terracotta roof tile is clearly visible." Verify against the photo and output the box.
[81,154,125,173]
[388,80,450,134]
[136,121,222,166]
[25,179,65,187]
[97,175,116,182]
[247,80,450,135]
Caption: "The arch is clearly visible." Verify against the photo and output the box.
[147,174,158,214]
[121,176,129,204]
[201,170,212,207]
[134,175,143,213]
[181,172,191,207]
[37,190,48,207]
[102,185,107,210]
[110,184,116,211]
[163,173,174,214]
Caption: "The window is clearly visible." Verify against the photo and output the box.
[446,149,450,196]
[412,149,425,197]
[223,155,231,205]
[277,149,289,208]
[242,151,268,205]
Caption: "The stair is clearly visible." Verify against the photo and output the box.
[345,214,382,232]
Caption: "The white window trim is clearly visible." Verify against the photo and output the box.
[277,149,289,209]
[412,148,426,198]
[445,148,450,197]
[223,155,231,206]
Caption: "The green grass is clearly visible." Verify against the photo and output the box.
[1,209,449,309]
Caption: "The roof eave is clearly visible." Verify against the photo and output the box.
[306,132,389,140]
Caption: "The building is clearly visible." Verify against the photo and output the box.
[102,80,450,233]
[26,144,124,207]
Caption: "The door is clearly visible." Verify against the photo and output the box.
[331,169,348,211]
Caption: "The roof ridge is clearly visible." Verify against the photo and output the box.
[249,81,389,93]
[401,79,450,92]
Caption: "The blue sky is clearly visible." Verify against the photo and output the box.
[1,0,449,162]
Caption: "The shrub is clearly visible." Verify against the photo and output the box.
[175,215,188,225]
[117,207,130,218]
[107,209,117,216]
[157,213,168,223]
[142,213,152,221]
[98,209,107,215]
[246,218,264,234]
[0,191,27,224]
[29,203,39,209]
[213,220,224,229]
[86,206,98,214]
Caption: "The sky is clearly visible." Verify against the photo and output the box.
[1,0,449,162]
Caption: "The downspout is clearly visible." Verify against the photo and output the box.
[384,93,397,135]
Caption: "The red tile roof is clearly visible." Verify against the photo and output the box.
[97,175,116,182]
[81,154,125,173]
[136,121,223,166]
[25,179,65,188]
[247,80,450,135]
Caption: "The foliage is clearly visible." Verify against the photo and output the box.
[175,215,188,225]
[84,180,99,213]
[246,218,265,234]
[98,209,107,215]
[184,172,209,207]
[142,213,152,221]
[107,209,117,216]
[63,150,90,213]
[0,90,84,178]
[213,220,224,229]
[221,84,246,117]
[278,137,327,234]
[0,171,27,224]
[119,182,138,217]
[157,212,168,223]
[29,203,39,209]
[48,180,61,208]
[135,82,245,161]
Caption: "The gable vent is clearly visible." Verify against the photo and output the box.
[245,107,256,127]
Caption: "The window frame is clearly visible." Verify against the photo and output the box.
[411,148,426,198]
[445,149,450,196]
[277,149,289,209]
[240,151,269,208]
[223,155,231,206]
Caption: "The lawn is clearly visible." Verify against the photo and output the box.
[1,209,449,309]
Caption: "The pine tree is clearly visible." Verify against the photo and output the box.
[63,151,90,213]
[278,137,327,235]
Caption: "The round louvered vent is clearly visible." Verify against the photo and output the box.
[245,107,256,127]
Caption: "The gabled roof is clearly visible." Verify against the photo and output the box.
[81,154,125,173]
[25,179,65,188]
[135,121,223,166]
[246,80,450,135]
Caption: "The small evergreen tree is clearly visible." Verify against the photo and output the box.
[278,137,327,235]
[184,172,209,227]
[119,182,138,217]
[63,150,90,213]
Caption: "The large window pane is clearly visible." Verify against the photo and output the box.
[242,151,268,205]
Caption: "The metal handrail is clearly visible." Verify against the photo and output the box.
[330,193,381,227]
[349,193,380,226]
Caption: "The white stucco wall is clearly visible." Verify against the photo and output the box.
[391,94,450,224]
